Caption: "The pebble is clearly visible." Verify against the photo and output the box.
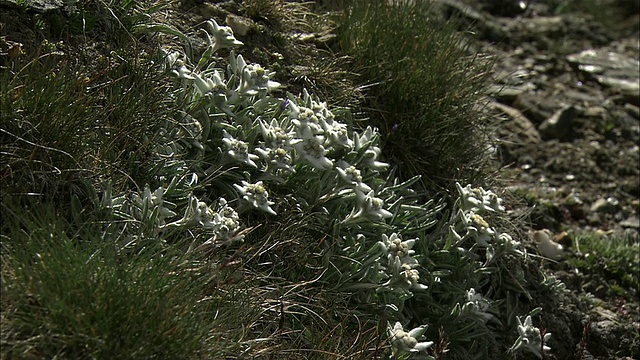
[531,230,564,261]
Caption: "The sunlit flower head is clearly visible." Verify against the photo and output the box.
[352,188,393,221]
[234,180,276,215]
[222,130,259,168]
[292,127,334,170]
[388,322,433,356]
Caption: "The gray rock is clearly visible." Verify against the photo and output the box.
[590,197,619,214]
[513,93,558,124]
[624,103,640,119]
[490,101,542,145]
[620,216,640,229]
[539,105,578,140]
[567,49,640,105]
[487,83,536,103]
[0,0,68,12]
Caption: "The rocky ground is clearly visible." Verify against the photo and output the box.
[1,0,638,358]
[451,1,639,358]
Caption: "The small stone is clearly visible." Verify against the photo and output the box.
[226,15,252,36]
[620,216,640,229]
[487,83,536,103]
[513,94,557,123]
[539,105,577,140]
[0,0,65,12]
[584,106,606,117]
[531,229,564,261]
[590,197,619,213]
[624,103,640,119]
[490,101,542,144]
[587,213,602,226]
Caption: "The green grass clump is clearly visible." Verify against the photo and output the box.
[0,3,174,202]
[336,0,494,194]
[570,231,639,298]
[0,200,219,359]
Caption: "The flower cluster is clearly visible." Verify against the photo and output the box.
[234,180,276,215]
[377,233,428,293]
[462,288,493,323]
[163,22,396,219]
[131,186,177,234]
[388,322,433,357]
[456,183,505,213]
[511,315,552,359]
[449,182,522,256]
[139,18,560,359]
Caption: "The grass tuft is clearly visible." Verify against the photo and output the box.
[0,199,218,359]
[1,19,174,202]
[336,0,495,194]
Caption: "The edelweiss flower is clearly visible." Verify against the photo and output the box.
[388,322,433,356]
[239,62,280,95]
[335,162,371,193]
[456,182,505,213]
[193,71,227,96]
[208,198,243,242]
[512,315,551,359]
[498,232,523,255]
[464,288,493,323]
[132,186,177,229]
[352,188,393,221]
[323,119,353,149]
[173,64,195,80]
[204,19,243,53]
[292,127,334,170]
[382,256,428,292]
[255,147,294,171]
[379,233,416,263]
[259,118,297,150]
[353,126,377,151]
[234,180,276,215]
[460,210,495,247]
[222,130,259,168]
[363,146,389,171]
[290,104,324,134]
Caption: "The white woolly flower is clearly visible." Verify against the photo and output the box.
[463,288,493,323]
[353,125,377,151]
[388,322,433,356]
[193,71,227,98]
[222,130,259,168]
[173,64,195,80]
[239,62,280,95]
[132,186,177,230]
[382,256,428,292]
[204,19,243,53]
[234,180,276,215]
[289,102,324,134]
[255,147,294,171]
[335,162,371,193]
[323,118,353,149]
[352,188,393,221]
[460,210,495,247]
[259,118,298,150]
[511,315,551,359]
[163,50,180,69]
[379,233,416,264]
[456,182,505,213]
[169,195,217,230]
[362,145,389,171]
[207,198,243,242]
[292,127,334,170]
[498,232,523,254]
